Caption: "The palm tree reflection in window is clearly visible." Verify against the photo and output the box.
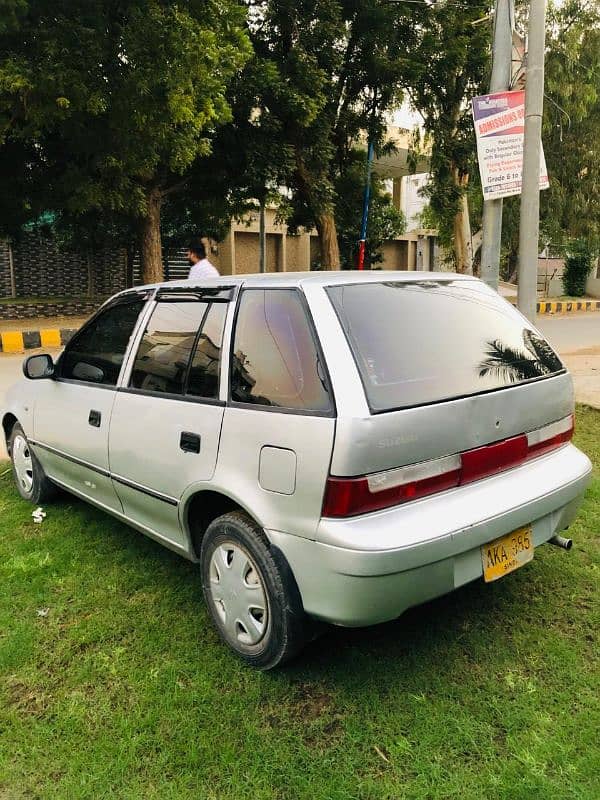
[479,330,563,383]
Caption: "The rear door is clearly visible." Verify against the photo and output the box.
[108,289,231,548]
[32,293,148,511]
[215,288,336,540]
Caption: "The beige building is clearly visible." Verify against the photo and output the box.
[210,126,438,275]
[209,208,438,275]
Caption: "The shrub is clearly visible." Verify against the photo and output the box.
[563,239,594,297]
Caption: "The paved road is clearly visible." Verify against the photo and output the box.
[537,316,600,411]
[537,315,600,353]
[1,315,599,461]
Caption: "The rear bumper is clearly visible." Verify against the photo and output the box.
[268,444,592,626]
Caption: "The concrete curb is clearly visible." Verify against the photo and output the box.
[537,300,600,314]
[0,328,76,354]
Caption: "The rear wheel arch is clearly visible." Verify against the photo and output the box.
[185,489,254,559]
[184,489,307,607]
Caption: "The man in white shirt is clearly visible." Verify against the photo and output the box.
[187,237,220,279]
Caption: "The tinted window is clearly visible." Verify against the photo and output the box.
[60,298,145,386]
[130,301,208,394]
[187,303,227,399]
[327,280,564,412]
[230,289,332,412]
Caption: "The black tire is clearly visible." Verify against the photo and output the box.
[200,510,308,670]
[8,422,57,504]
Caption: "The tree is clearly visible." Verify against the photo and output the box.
[0,0,251,282]
[407,0,490,272]
[563,239,595,296]
[541,0,600,251]
[247,0,423,269]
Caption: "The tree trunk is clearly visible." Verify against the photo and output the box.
[139,188,164,284]
[316,211,341,270]
[452,169,473,274]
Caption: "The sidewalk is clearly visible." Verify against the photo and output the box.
[0,314,90,332]
[498,282,600,314]
[0,315,88,354]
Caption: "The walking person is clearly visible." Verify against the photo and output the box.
[187,236,219,279]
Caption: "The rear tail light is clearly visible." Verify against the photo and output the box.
[322,455,461,518]
[323,414,574,518]
[526,415,574,456]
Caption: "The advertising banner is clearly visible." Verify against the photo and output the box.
[472,90,549,200]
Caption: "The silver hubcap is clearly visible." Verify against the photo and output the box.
[209,542,268,647]
[13,434,34,494]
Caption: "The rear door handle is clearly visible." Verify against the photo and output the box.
[88,409,101,428]
[180,431,201,454]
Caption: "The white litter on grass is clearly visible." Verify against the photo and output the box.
[36,608,49,618]
[32,507,47,524]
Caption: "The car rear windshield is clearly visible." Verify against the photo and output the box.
[326,279,565,412]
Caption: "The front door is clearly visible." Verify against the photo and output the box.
[108,295,229,547]
[32,294,148,512]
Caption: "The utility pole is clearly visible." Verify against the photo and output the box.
[517,0,546,321]
[480,0,514,291]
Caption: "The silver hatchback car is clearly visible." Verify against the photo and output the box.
[2,272,592,668]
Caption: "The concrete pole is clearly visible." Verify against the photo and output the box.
[480,0,514,291]
[517,0,546,321]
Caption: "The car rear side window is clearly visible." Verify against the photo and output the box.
[129,301,208,394]
[230,289,333,413]
[327,280,564,412]
[59,297,146,386]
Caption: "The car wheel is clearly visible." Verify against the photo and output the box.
[9,423,57,504]
[200,510,308,669]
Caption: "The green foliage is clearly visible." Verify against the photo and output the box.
[162,54,298,248]
[563,239,595,296]
[542,0,600,250]
[335,148,406,268]
[0,0,26,34]
[407,1,490,260]
[246,1,423,260]
[0,0,251,259]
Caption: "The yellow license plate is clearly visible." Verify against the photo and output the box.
[482,526,533,583]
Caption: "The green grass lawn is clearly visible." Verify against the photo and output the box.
[1,409,599,800]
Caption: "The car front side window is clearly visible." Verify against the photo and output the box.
[59,296,146,387]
